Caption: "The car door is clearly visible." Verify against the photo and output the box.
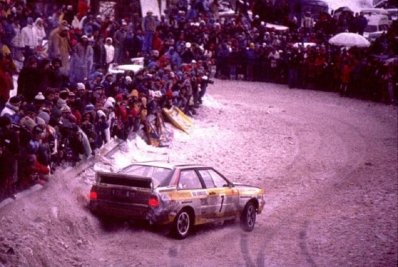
[176,169,208,222]
[197,168,240,219]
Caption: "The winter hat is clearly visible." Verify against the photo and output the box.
[125,76,132,83]
[115,93,124,102]
[166,89,173,99]
[84,103,95,113]
[35,92,45,101]
[20,116,36,132]
[59,88,70,95]
[35,116,46,127]
[106,97,116,105]
[97,109,106,118]
[77,82,86,90]
[37,111,50,125]
[104,97,116,109]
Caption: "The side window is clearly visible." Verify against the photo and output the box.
[208,169,229,188]
[198,169,216,188]
[178,170,203,189]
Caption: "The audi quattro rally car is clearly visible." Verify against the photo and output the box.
[89,161,265,239]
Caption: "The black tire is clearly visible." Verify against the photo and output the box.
[240,202,256,232]
[173,209,192,239]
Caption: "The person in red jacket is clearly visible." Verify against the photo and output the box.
[0,54,14,111]
[340,60,353,96]
[20,154,50,188]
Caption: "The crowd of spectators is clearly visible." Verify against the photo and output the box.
[0,0,397,201]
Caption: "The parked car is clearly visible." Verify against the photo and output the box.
[363,14,390,41]
[386,8,398,21]
[360,7,389,17]
[89,161,265,239]
[360,8,392,24]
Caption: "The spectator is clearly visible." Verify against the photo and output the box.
[81,111,97,151]
[112,21,127,64]
[268,47,280,82]
[32,17,46,45]
[17,56,40,102]
[20,17,35,56]
[48,22,71,76]
[70,35,93,83]
[1,96,22,124]
[181,42,195,64]
[0,116,20,199]
[10,18,24,64]
[301,12,314,34]
[142,11,158,53]
[103,37,115,70]
[0,54,14,110]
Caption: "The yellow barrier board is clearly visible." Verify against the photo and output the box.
[162,106,193,134]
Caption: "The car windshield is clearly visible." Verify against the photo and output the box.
[120,165,173,187]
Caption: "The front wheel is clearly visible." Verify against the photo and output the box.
[240,202,256,232]
[172,210,192,239]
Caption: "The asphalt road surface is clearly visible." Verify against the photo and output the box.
[0,80,397,267]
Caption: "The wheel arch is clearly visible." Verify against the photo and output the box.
[246,198,259,210]
[179,206,196,224]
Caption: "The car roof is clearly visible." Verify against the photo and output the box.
[128,161,208,169]
[361,8,389,15]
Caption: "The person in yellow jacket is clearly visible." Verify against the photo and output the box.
[47,22,71,76]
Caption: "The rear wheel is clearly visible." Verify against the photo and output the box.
[240,202,256,232]
[173,209,191,239]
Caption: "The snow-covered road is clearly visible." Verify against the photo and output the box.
[0,79,397,267]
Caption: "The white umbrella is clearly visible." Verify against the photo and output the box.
[328,32,371,48]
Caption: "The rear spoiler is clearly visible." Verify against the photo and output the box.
[96,171,153,189]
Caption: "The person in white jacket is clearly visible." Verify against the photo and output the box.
[104,37,115,69]
[10,18,24,64]
[32,18,46,44]
[20,17,36,51]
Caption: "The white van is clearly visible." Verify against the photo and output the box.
[360,8,389,17]
[363,14,390,41]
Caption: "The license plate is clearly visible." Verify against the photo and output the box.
[112,189,135,199]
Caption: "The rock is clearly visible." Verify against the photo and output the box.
[6,247,14,255]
